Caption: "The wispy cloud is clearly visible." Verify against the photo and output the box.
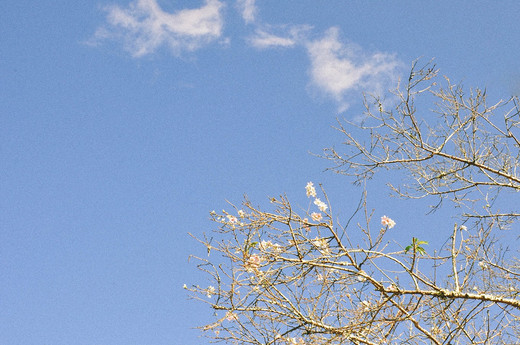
[240,2,401,111]
[91,0,403,113]
[248,25,311,49]
[237,0,257,24]
[93,0,225,57]
[306,27,402,112]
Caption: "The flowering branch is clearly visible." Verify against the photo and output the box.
[188,61,520,344]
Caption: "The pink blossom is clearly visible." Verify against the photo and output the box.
[225,311,237,321]
[227,214,238,224]
[386,284,397,292]
[245,254,263,272]
[311,212,322,222]
[381,215,396,229]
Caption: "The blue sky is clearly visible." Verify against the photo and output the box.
[1,1,519,344]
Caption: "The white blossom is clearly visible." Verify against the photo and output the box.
[206,285,215,298]
[305,182,317,198]
[313,198,328,212]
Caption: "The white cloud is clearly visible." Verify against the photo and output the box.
[93,0,225,57]
[249,25,311,49]
[91,1,403,113]
[306,27,402,112]
[237,0,257,24]
[249,29,296,48]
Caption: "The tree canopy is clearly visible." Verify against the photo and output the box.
[187,61,520,344]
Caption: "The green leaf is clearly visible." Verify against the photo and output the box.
[405,237,428,255]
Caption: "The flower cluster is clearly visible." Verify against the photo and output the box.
[244,254,263,272]
[226,214,238,224]
[312,237,331,256]
[225,311,237,321]
[386,284,398,292]
[259,240,282,253]
[287,337,305,345]
[211,209,246,227]
[310,212,322,222]
[306,182,328,222]
[206,285,215,298]
[313,198,328,212]
[381,215,396,229]
[305,182,317,198]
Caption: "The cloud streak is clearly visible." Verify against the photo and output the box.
[248,25,311,49]
[306,28,402,112]
[94,0,225,57]
[237,0,257,24]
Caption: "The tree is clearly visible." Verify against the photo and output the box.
[187,61,520,344]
